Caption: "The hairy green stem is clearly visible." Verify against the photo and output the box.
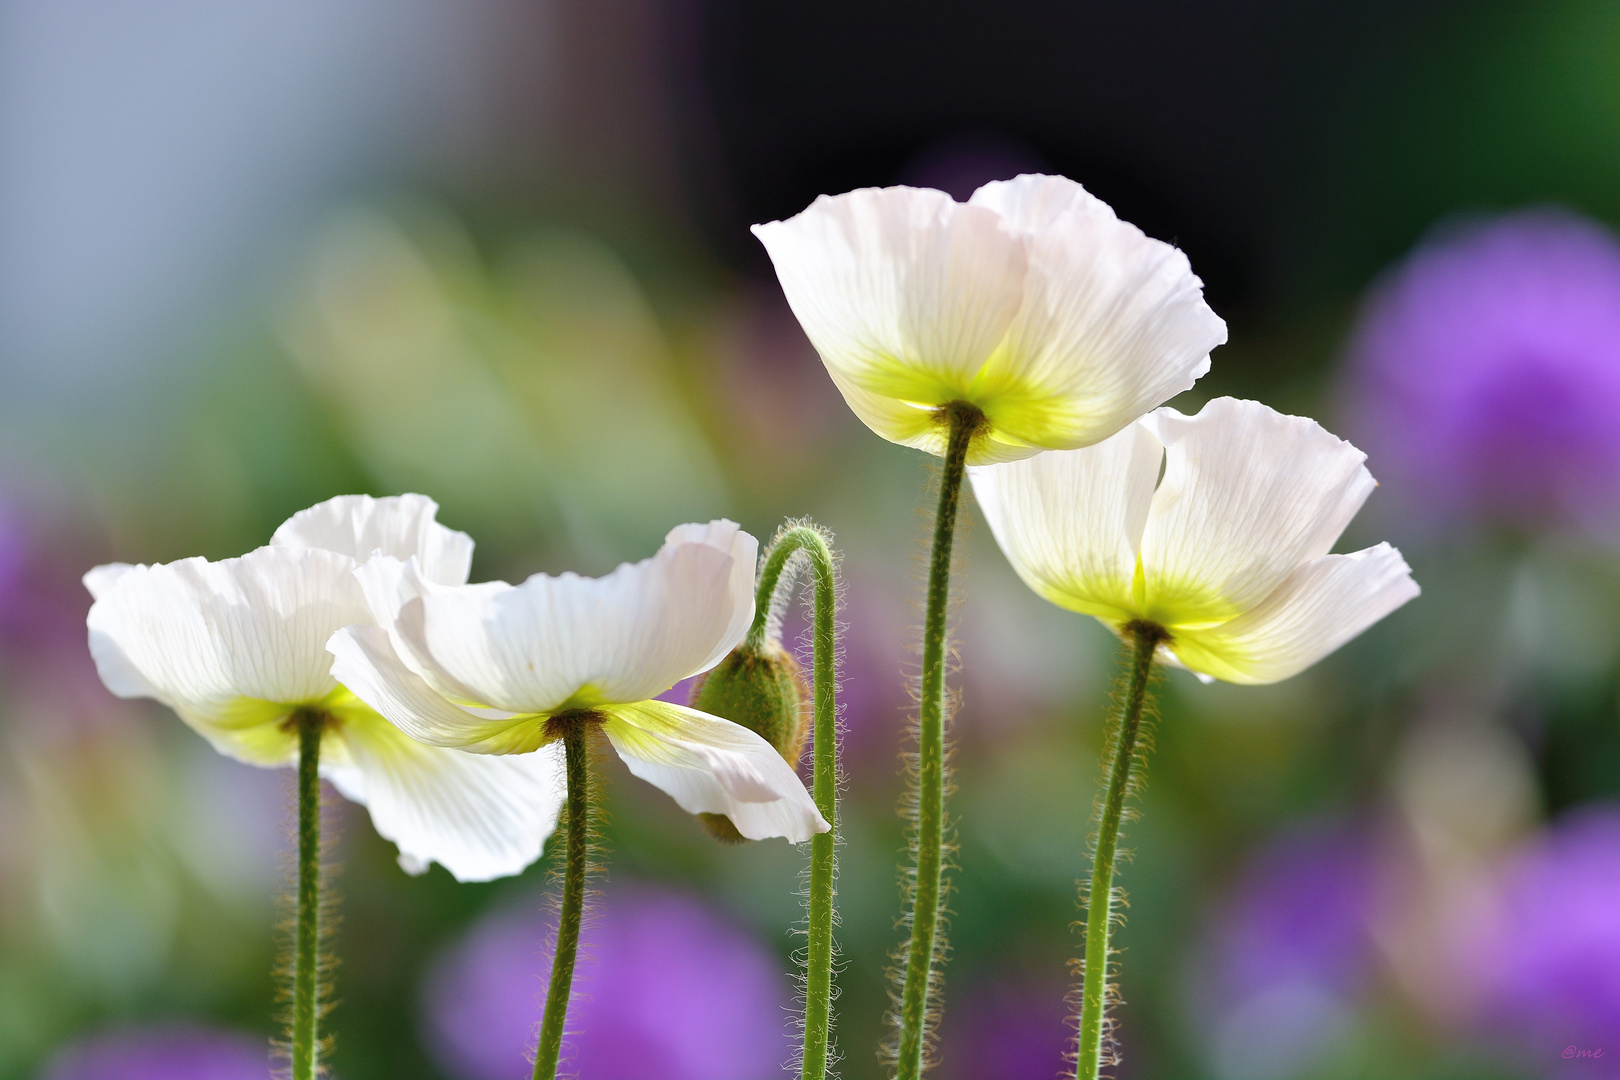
[895,403,980,1080]
[755,524,841,1080]
[292,712,323,1080]
[1074,621,1164,1080]
[533,720,591,1080]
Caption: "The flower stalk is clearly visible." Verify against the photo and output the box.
[291,710,325,1080]
[749,523,842,1080]
[533,715,593,1080]
[895,402,982,1080]
[1074,620,1165,1080]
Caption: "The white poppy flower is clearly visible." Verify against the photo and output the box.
[970,398,1420,684]
[326,520,829,844]
[84,494,566,882]
[752,174,1227,465]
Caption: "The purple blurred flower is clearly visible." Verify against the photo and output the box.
[424,882,792,1080]
[1192,826,1379,1080]
[656,674,698,706]
[0,504,25,616]
[0,497,98,651]
[40,1025,266,1080]
[792,574,911,780]
[0,498,135,733]
[1210,827,1377,998]
[1343,210,1620,537]
[1475,807,1620,1069]
[936,969,1072,1080]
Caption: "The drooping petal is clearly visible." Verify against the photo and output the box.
[969,421,1162,624]
[271,493,474,585]
[600,700,827,843]
[1167,543,1420,684]
[327,623,543,754]
[1137,398,1377,628]
[84,547,372,765]
[752,187,1027,420]
[322,706,565,882]
[967,175,1225,451]
[353,521,758,714]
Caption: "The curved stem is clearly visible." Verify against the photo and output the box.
[1074,621,1164,1080]
[291,713,323,1080]
[757,525,841,1080]
[896,404,980,1080]
[533,721,591,1080]
[747,524,824,653]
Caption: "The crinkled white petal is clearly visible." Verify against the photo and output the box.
[659,520,758,673]
[349,555,515,708]
[1168,543,1420,684]
[970,421,1162,622]
[84,547,371,763]
[967,175,1224,450]
[84,563,162,700]
[353,521,758,714]
[1138,398,1377,627]
[349,552,418,645]
[754,178,1223,463]
[271,493,473,585]
[969,173,1098,232]
[328,624,542,754]
[83,562,137,601]
[322,711,565,882]
[752,186,1026,407]
[600,699,827,843]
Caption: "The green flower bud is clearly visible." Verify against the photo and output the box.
[697,813,749,845]
[690,642,808,845]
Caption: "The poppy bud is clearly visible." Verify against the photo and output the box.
[690,642,809,844]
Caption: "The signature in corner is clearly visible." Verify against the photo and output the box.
[1564,1046,1607,1060]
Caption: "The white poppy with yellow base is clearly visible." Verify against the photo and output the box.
[970,397,1420,683]
[753,174,1228,464]
[327,520,829,844]
[84,495,565,882]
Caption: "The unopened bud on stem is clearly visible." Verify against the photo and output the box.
[690,641,808,844]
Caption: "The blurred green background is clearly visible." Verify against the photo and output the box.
[3,1,1620,1078]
